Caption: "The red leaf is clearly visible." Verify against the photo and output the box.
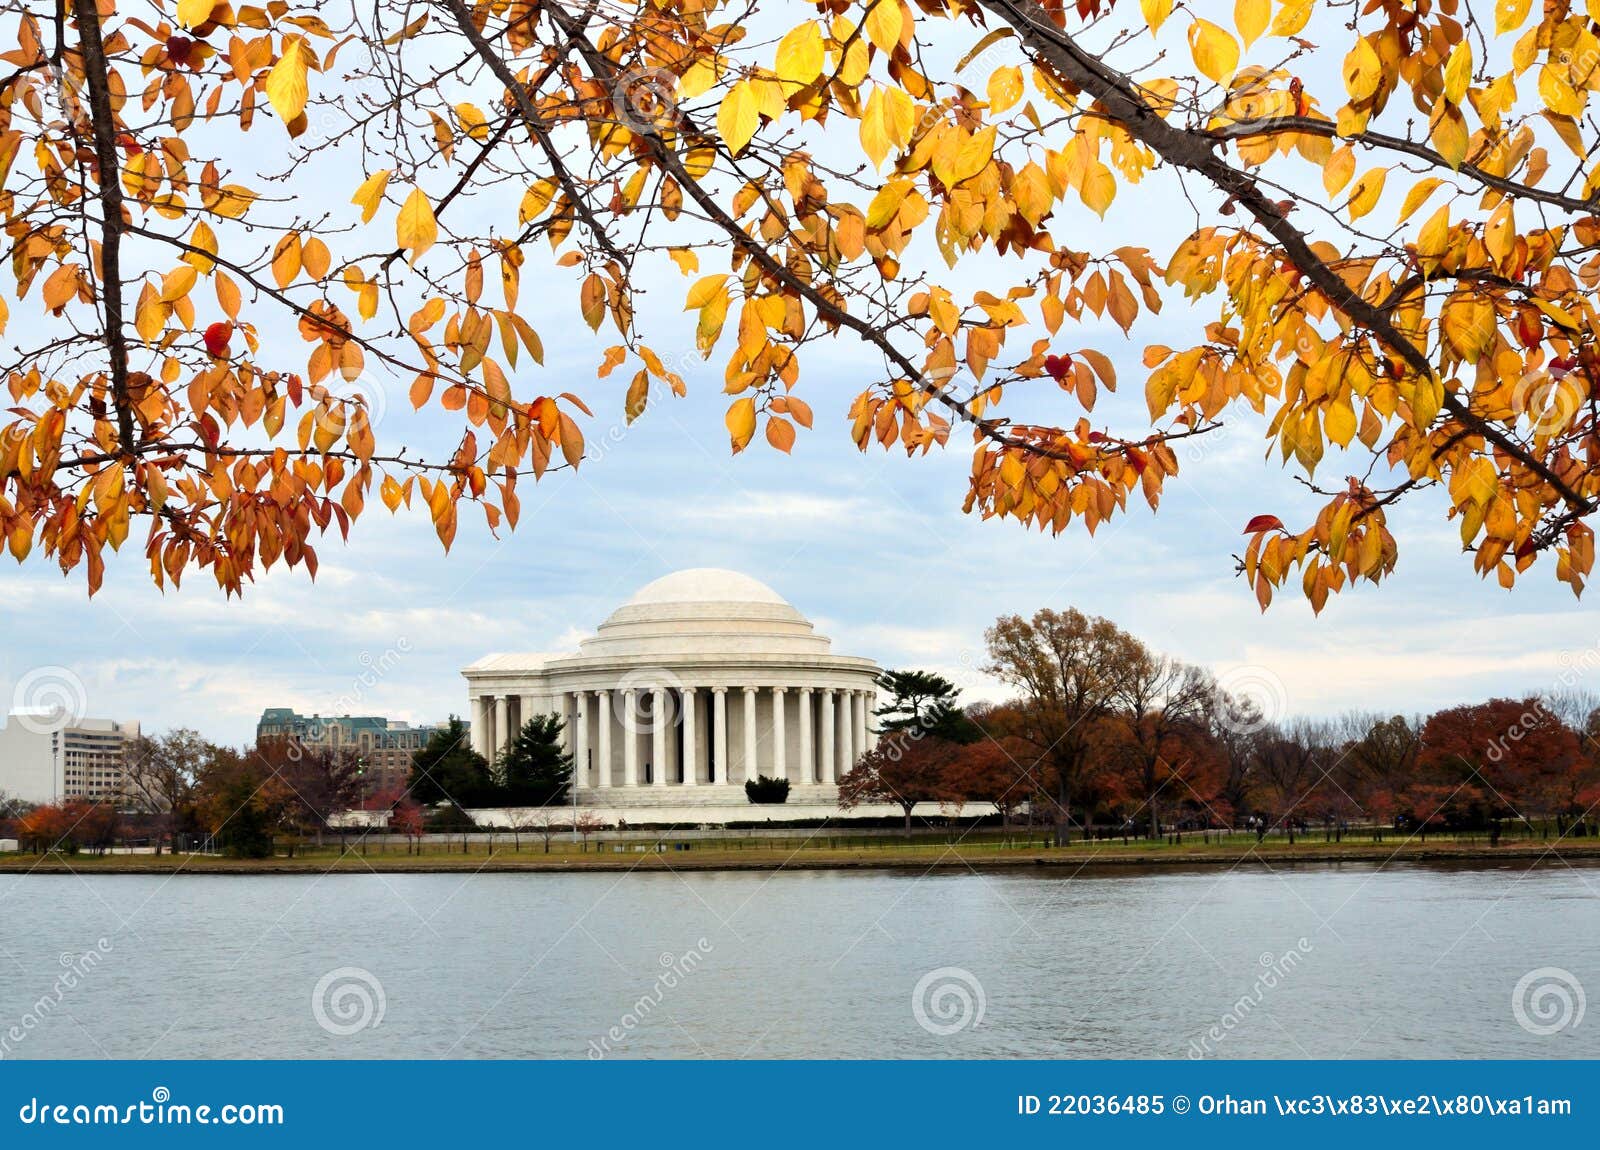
[203,321,232,357]
[1243,514,1285,534]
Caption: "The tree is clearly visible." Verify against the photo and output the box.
[256,737,363,848]
[873,670,979,742]
[985,608,1141,841]
[838,737,961,835]
[498,714,574,807]
[408,717,494,807]
[193,746,279,858]
[10,3,1599,610]
[123,728,210,854]
[1252,720,1336,845]
[1107,648,1214,838]
[1420,698,1582,838]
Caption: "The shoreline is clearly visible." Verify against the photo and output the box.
[3,840,1598,875]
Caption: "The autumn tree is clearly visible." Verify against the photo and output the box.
[123,726,210,853]
[9,1,1600,608]
[1105,647,1213,838]
[985,607,1141,840]
[837,736,962,834]
[1420,697,1581,837]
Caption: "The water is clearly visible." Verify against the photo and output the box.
[0,862,1595,1059]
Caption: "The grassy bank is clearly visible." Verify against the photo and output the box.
[3,832,1599,874]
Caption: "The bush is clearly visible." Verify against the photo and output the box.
[744,776,791,804]
[426,803,478,832]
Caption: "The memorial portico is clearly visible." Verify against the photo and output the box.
[462,569,881,818]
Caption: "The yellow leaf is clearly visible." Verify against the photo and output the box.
[176,0,217,29]
[718,80,759,156]
[1270,0,1314,37]
[265,37,310,127]
[775,23,825,86]
[1397,177,1444,223]
[987,66,1023,114]
[1140,0,1173,33]
[1494,0,1532,35]
[865,0,905,53]
[1235,0,1269,48]
[396,187,437,264]
[1345,168,1386,221]
[1443,40,1472,105]
[1080,161,1116,217]
[351,169,391,223]
[726,397,757,452]
[160,264,197,303]
[1343,38,1381,101]
[1188,19,1239,84]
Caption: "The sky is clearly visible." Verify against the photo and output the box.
[3,9,1600,747]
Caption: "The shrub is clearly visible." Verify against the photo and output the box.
[745,776,791,804]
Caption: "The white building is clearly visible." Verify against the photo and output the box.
[0,713,140,806]
[462,569,892,824]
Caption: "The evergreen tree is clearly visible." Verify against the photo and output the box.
[408,716,494,806]
[874,670,982,744]
[498,714,574,807]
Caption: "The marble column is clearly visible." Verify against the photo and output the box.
[595,690,611,787]
[820,689,835,783]
[743,686,759,782]
[651,687,668,787]
[712,688,728,784]
[623,689,638,786]
[471,695,490,757]
[839,690,855,773]
[556,692,572,757]
[771,687,787,782]
[682,688,698,785]
[797,687,813,785]
[854,691,868,761]
[575,692,590,786]
[493,695,510,759]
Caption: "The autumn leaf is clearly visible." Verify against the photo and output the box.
[265,37,311,128]
[395,187,437,264]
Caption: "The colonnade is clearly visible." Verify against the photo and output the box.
[469,684,876,788]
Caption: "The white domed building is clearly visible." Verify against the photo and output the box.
[462,569,889,824]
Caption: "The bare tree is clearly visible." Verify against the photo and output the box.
[123,728,210,855]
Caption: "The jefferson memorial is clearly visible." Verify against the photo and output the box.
[462,569,889,823]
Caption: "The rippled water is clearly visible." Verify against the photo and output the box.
[0,863,1595,1059]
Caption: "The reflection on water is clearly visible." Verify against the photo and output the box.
[0,862,1595,1059]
